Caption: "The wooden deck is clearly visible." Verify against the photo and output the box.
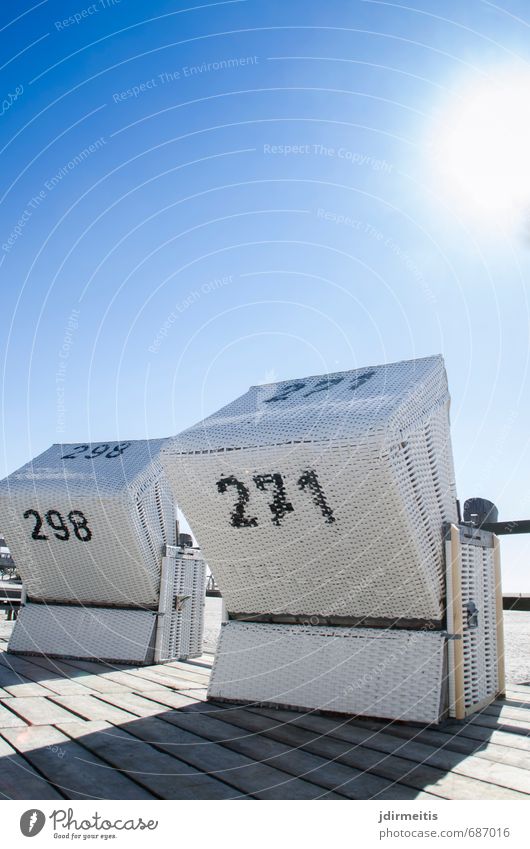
[1,624,530,800]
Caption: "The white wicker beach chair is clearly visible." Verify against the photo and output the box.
[162,356,458,623]
[161,356,504,722]
[0,440,206,663]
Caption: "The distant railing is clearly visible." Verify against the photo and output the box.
[206,574,221,597]
[503,594,530,611]
[0,579,25,619]
[0,535,16,580]
[0,557,16,581]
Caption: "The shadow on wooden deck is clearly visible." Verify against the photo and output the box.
[1,631,530,800]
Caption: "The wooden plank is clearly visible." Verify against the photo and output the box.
[8,652,109,689]
[31,654,210,694]
[464,709,530,734]
[118,665,207,691]
[162,663,211,684]
[41,655,135,676]
[137,689,208,709]
[494,536,506,696]
[0,660,49,697]
[3,696,87,726]
[40,657,134,695]
[502,697,530,711]
[358,718,530,772]
[440,720,530,751]
[258,709,530,796]
[167,660,210,679]
[171,687,208,701]
[115,714,340,799]
[152,665,211,686]
[58,720,243,800]
[166,703,439,800]
[2,725,153,800]
[0,735,63,800]
[96,690,202,717]
[480,703,530,724]
[246,707,527,800]
[505,688,530,703]
[58,658,184,694]
[185,654,214,668]
[49,695,139,724]
[0,652,93,696]
[212,709,447,800]
[0,698,27,728]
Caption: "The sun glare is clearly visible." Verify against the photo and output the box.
[430,68,530,227]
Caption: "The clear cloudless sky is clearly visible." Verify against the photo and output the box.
[1,0,530,589]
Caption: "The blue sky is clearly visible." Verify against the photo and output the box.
[1,0,530,589]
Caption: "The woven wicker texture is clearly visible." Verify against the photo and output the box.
[8,551,205,665]
[162,355,458,621]
[8,603,158,664]
[460,537,499,711]
[0,439,176,606]
[157,547,207,661]
[208,621,445,723]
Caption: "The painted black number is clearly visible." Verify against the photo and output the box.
[253,473,294,526]
[23,509,48,540]
[85,444,109,458]
[303,376,345,398]
[349,370,375,391]
[217,469,336,528]
[264,371,375,403]
[216,475,258,528]
[45,509,70,540]
[23,509,92,541]
[61,442,131,459]
[61,444,89,459]
[297,469,336,524]
[265,382,306,403]
[68,510,92,541]
[106,442,131,458]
